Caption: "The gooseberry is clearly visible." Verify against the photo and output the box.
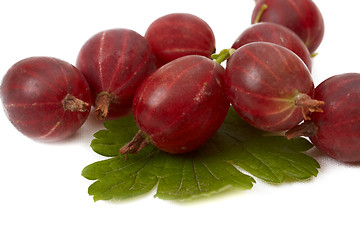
[120,55,229,154]
[232,22,312,71]
[286,73,360,163]
[76,28,157,120]
[251,0,325,53]
[224,42,323,132]
[145,13,216,66]
[0,57,91,142]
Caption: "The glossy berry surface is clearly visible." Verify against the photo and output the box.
[225,42,316,132]
[232,22,312,71]
[145,13,216,66]
[309,73,360,163]
[251,0,324,53]
[0,57,91,142]
[132,55,229,154]
[76,28,157,119]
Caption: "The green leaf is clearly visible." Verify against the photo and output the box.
[82,107,319,201]
[90,115,139,157]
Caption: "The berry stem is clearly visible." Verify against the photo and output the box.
[95,92,112,120]
[211,48,236,64]
[62,94,89,112]
[120,130,150,155]
[254,4,268,23]
[285,121,318,139]
[293,93,325,120]
[311,52,319,58]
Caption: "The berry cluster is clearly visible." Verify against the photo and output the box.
[1,0,359,164]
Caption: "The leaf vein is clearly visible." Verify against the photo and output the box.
[105,150,158,175]
[176,160,186,194]
[101,153,156,195]
[103,178,129,194]
[223,131,244,143]
[199,159,219,180]
[269,152,317,175]
[244,148,283,182]
[192,160,203,192]
[129,156,156,190]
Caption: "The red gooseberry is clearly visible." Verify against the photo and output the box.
[224,42,323,132]
[120,55,229,154]
[76,28,157,120]
[0,57,92,142]
[145,13,216,66]
[232,22,312,71]
[286,73,360,163]
[251,0,325,53]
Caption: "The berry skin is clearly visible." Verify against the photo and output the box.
[251,0,324,53]
[224,42,322,132]
[122,55,229,154]
[145,13,216,66]
[232,22,312,71]
[0,57,91,142]
[76,28,157,120]
[287,73,360,163]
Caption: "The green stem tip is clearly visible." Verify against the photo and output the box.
[254,4,268,24]
[211,48,236,64]
[311,52,319,58]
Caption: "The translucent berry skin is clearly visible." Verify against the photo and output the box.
[251,0,324,53]
[0,57,91,142]
[145,13,216,66]
[76,28,157,119]
[310,73,360,163]
[225,42,314,132]
[133,55,229,154]
[232,22,312,71]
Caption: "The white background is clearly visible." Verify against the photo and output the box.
[0,0,359,239]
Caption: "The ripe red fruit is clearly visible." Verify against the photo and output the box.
[121,55,229,154]
[232,22,312,71]
[76,28,157,120]
[251,0,324,53]
[145,13,216,66]
[225,42,323,132]
[286,73,360,163]
[0,57,91,142]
